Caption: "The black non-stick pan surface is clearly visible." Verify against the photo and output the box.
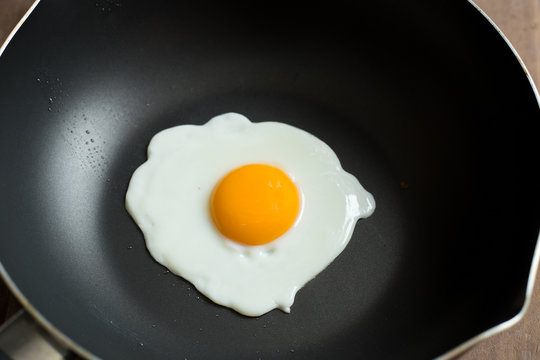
[1,0,539,359]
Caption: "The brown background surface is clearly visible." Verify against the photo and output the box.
[1,0,539,358]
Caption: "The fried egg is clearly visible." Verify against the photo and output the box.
[125,113,375,316]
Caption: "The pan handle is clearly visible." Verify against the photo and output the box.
[0,310,69,360]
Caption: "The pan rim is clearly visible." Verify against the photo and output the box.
[0,0,39,57]
[0,0,539,359]
[435,1,540,359]
[0,2,100,358]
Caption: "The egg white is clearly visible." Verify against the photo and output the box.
[125,113,375,316]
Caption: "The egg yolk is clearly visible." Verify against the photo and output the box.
[210,164,300,246]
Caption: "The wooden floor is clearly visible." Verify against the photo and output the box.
[1,0,539,359]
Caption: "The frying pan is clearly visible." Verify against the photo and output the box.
[0,0,539,359]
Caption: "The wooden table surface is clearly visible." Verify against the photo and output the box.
[1,0,539,359]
